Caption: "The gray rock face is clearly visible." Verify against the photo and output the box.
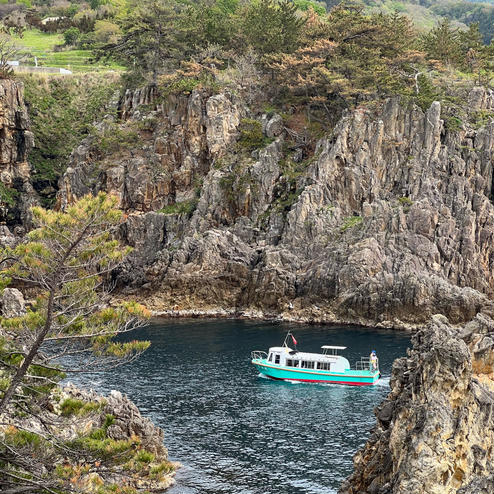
[56,86,493,328]
[56,88,244,213]
[104,389,166,455]
[0,80,37,225]
[339,313,494,494]
[1,287,26,317]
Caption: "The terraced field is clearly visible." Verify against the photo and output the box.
[12,29,122,72]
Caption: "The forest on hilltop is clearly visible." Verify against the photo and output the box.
[0,0,492,211]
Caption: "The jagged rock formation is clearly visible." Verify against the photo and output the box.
[340,313,494,494]
[56,86,243,212]
[56,86,494,329]
[0,80,36,227]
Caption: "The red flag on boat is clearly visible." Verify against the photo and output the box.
[291,334,298,346]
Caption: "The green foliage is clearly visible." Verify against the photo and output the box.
[159,76,201,97]
[398,196,413,206]
[134,450,155,463]
[97,0,188,82]
[340,215,363,232]
[421,18,462,66]
[241,0,306,55]
[293,0,326,15]
[149,460,175,478]
[0,193,150,415]
[470,109,494,129]
[415,73,443,111]
[180,0,238,49]
[238,118,272,150]
[63,26,81,46]
[430,1,494,44]
[60,398,104,416]
[4,428,43,450]
[444,115,463,132]
[157,199,198,216]
[21,73,120,206]
[70,435,137,462]
[91,121,140,155]
[268,3,422,116]
[0,183,19,208]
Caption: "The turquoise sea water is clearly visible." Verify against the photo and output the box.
[74,319,410,494]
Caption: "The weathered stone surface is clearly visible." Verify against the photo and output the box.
[104,389,166,455]
[0,225,15,248]
[339,313,494,494]
[0,80,37,225]
[57,89,244,213]
[0,287,26,317]
[265,113,283,138]
[56,86,493,328]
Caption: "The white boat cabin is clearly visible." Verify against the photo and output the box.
[266,345,350,373]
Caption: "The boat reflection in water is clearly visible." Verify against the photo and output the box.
[251,332,380,386]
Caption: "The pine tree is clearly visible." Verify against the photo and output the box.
[98,0,187,82]
[0,192,150,414]
[421,18,462,67]
[240,0,306,55]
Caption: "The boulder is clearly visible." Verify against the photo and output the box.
[1,287,26,317]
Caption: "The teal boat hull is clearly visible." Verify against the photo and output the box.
[251,359,380,386]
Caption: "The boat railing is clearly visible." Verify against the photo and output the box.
[251,350,268,361]
[355,356,379,371]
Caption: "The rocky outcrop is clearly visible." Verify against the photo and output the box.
[0,383,176,492]
[340,313,494,494]
[0,79,36,226]
[57,89,243,213]
[64,384,167,458]
[0,287,26,317]
[58,86,493,329]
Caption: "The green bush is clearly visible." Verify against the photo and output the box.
[0,183,19,207]
[91,122,140,155]
[4,428,43,449]
[70,436,137,462]
[340,215,363,233]
[63,27,81,46]
[21,73,120,206]
[398,196,413,206]
[238,118,271,151]
[444,115,463,132]
[134,450,155,463]
[149,461,175,478]
[60,397,103,416]
[158,199,198,215]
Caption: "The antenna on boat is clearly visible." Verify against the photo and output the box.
[283,331,298,349]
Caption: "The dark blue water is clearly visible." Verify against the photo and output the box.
[74,319,410,494]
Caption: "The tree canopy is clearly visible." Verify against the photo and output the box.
[0,192,150,414]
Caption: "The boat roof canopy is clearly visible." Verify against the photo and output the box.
[321,345,347,350]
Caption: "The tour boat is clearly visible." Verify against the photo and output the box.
[251,332,380,386]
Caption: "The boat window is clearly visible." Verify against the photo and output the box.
[274,354,280,364]
[268,353,273,362]
[286,359,299,367]
[317,362,331,370]
[301,360,315,369]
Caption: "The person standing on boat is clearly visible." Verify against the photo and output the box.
[370,350,378,371]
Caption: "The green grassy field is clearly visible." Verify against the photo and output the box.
[12,29,123,73]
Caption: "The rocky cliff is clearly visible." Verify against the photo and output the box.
[57,85,494,329]
[0,80,36,227]
[340,313,494,494]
